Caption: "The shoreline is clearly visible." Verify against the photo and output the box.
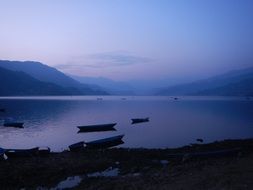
[1,138,253,189]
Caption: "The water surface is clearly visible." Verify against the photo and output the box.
[0,96,252,151]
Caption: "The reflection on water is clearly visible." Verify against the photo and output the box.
[0,96,253,151]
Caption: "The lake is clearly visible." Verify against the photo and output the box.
[0,96,253,151]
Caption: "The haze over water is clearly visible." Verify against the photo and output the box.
[0,96,252,152]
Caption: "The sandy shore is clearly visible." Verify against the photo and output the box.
[1,138,253,189]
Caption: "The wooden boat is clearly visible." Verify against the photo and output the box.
[3,122,24,128]
[77,123,117,133]
[69,141,85,151]
[5,147,39,157]
[69,135,124,151]
[196,138,204,143]
[85,135,124,149]
[0,108,6,112]
[131,118,149,124]
[38,147,51,155]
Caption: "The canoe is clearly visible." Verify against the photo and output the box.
[69,135,124,151]
[0,108,5,112]
[69,141,85,151]
[131,118,149,124]
[5,147,39,157]
[86,135,124,149]
[3,122,24,128]
[38,147,51,155]
[77,123,117,133]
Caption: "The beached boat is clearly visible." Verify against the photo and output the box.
[77,123,117,133]
[3,122,24,128]
[69,135,124,151]
[38,147,51,155]
[131,117,149,124]
[5,147,39,157]
[69,141,85,151]
[0,108,6,112]
[86,135,124,149]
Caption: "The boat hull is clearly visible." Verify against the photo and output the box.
[69,141,85,151]
[86,135,124,149]
[5,147,39,157]
[77,123,117,133]
[131,118,149,124]
[3,122,24,128]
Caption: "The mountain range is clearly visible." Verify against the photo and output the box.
[157,67,253,96]
[1,59,252,96]
[0,60,108,96]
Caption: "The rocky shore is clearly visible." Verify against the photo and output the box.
[1,138,253,189]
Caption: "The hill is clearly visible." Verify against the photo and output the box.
[0,60,108,95]
[0,66,75,96]
[158,67,253,96]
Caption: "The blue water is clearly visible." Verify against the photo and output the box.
[0,96,253,151]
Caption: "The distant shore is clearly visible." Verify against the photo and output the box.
[1,138,253,189]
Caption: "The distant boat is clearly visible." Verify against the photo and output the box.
[97,98,103,100]
[69,135,124,151]
[196,138,204,143]
[3,122,24,128]
[0,108,6,112]
[131,117,149,124]
[86,135,124,149]
[5,147,39,157]
[77,123,117,133]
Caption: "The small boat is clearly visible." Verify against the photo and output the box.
[196,138,204,143]
[77,123,117,133]
[86,135,124,149]
[131,117,149,124]
[69,141,85,151]
[5,147,39,157]
[38,147,51,155]
[0,108,6,112]
[69,135,124,151]
[3,122,24,128]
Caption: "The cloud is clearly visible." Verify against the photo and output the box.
[88,52,151,67]
[55,52,152,70]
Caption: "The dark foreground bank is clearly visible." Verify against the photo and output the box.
[1,139,253,189]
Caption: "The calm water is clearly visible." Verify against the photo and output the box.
[0,96,253,151]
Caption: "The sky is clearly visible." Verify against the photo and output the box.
[1,0,253,81]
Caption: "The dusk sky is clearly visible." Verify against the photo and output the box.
[1,0,253,81]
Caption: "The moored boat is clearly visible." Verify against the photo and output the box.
[0,108,6,112]
[3,122,24,128]
[86,134,124,149]
[131,117,149,124]
[77,123,117,133]
[69,141,85,151]
[69,135,124,151]
[5,147,39,157]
